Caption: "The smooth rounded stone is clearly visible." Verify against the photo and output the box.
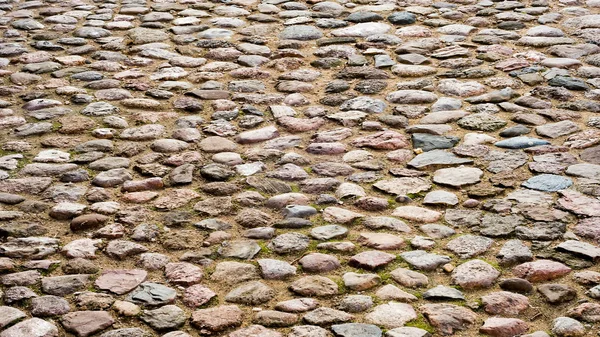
[98,328,149,337]
[150,139,189,153]
[421,304,477,335]
[385,327,431,337]
[210,261,260,285]
[445,235,493,259]
[199,136,238,153]
[549,76,589,90]
[61,311,115,337]
[275,298,319,313]
[480,317,529,337]
[522,174,573,192]
[337,295,374,313]
[451,260,500,289]
[350,130,409,151]
[22,163,78,178]
[499,125,531,138]
[499,278,534,294]
[438,79,486,97]
[288,325,329,337]
[391,65,437,77]
[552,317,585,337]
[59,236,96,258]
[323,207,364,224]
[431,97,463,112]
[400,250,451,271]
[392,206,441,223]
[355,80,388,94]
[495,136,550,149]
[317,241,356,252]
[357,232,404,250]
[386,90,438,104]
[0,306,26,328]
[332,22,391,37]
[268,233,310,254]
[567,302,600,323]
[12,19,45,30]
[191,305,243,334]
[365,302,417,329]
[497,240,533,266]
[105,240,148,260]
[255,259,295,280]
[573,271,600,286]
[341,96,386,114]
[4,286,38,303]
[481,291,529,315]
[266,193,309,209]
[0,270,42,287]
[62,258,99,275]
[342,272,381,291]
[218,240,261,260]
[332,323,382,337]
[279,25,323,40]
[304,307,353,326]
[347,11,383,22]
[228,325,282,337]
[289,276,339,297]
[423,190,458,206]
[390,268,429,288]
[423,285,465,300]
[513,260,571,282]
[388,12,416,25]
[299,253,341,273]
[267,163,309,180]
[212,152,243,166]
[235,208,272,228]
[433,167,483,187]
[373,177,431,196]
[0,318,59,337]
[140,305,186,330]
[92,169,132,188]
[536,120,581,139]
[335,182,366,200]
[41,274,90,296]
[557,189,600,217]
[566,163,600,180]
[574,218,600,243]
[420,224,455,239]
[349,251,396,270]
[253,310,298,327]
[127,28,169,44]
[375,284,418,302]
[354,196,389,211]
[412,133,459,151]
[538,284,577,304]
[311,225,348,240]
[198,28,233,39]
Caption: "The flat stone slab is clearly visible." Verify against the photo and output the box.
[95,269,147,295]
[408,150,473,168]
[433,167,483,186]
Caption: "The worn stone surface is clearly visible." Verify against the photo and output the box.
[0,0,598,336]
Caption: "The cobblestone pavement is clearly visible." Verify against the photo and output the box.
[1,0,600,336]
